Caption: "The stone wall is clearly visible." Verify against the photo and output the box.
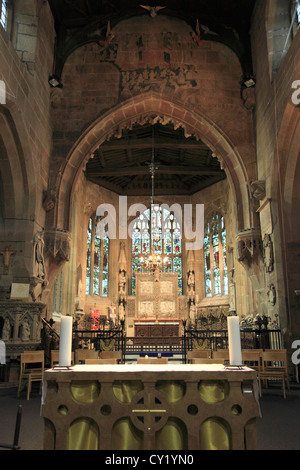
[251,0,300,340]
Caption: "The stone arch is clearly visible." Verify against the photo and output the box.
[0,104,37,220]
[0,101,38,281]
[53,93,252,236]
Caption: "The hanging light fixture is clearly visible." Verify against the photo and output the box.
[140,127,168,273]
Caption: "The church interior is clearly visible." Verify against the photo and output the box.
[0,0,300,451]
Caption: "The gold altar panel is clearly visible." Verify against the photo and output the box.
[111,418,144,450]
[42,364,260,450]
[199,417,231,450]
[67,417,99,450]
[155,418,188,450]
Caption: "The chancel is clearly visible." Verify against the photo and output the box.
[0,0,299,452]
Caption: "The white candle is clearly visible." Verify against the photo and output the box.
[59,315,73,367]
[227,316,242,366]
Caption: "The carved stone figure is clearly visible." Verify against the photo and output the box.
[33,231,46,280]
[263,234,274,273]
[267,284,276,306]
[21,319,31,341]
[2,318,11,341]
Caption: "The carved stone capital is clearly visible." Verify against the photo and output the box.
[44,228,71,262]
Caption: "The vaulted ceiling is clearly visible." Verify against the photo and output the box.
[48,0,256,196]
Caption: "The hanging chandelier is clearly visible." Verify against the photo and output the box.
[139,128,169,273]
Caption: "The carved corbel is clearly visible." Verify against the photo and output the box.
[236,228,262,266]
[249,180,266,201]
[249,180,266,212]
[44,228,71,262]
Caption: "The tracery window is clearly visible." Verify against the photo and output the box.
[86,215,109,297]
[0,0,8,30]
[131,204,182,295]
[204,213,228,297]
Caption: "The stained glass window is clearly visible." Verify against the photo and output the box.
[204,213,228,297]
[86,214,109,297]
[0,1,7,30]
[131,204,182,295]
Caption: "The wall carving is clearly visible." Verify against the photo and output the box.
[0,301,45,358]
[135,272,179,319]
[263,234,274,273]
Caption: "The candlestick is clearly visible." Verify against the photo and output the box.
[59,315,73,367]
[227,316,242,366]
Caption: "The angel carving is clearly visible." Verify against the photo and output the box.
[191,19,205,47]
[140,5,166,17]
[98,20,114,50]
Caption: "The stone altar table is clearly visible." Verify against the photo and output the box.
[41,364,260,450]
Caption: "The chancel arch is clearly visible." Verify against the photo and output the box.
[53,93,254,238]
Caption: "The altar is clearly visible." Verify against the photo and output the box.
[41,364,260,450]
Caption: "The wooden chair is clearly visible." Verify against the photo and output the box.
[100,350,123,363]
[186,349,212,363]
[50,350,75,367]
[212,349,229,362]
[75,349,98,364]
[85,358,118,364]
[242,349,262,373]
[191,358,224,364]
[137,357,168,364]
[17,351,44,400]
[258,349,290,398]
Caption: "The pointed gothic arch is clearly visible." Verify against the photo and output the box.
[52,92,254,238]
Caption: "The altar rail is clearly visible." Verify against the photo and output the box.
[71,327,281,363]
[183,328,282,362]
[73,328,126,362]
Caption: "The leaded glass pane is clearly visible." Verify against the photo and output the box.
[86,216,109,297]
[173,229,181,254]
[131,205,182,295]
[132,229,141,254]
[204,213,227,297]
[0,1,8,30]
[142,231,150,254]
[164,230,172,254]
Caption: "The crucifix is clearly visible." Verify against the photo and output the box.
[0,246,16,275]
